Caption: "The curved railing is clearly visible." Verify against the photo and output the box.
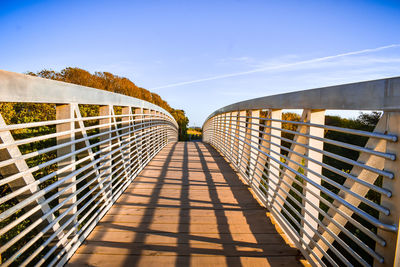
[203,77,400,266]
[0,70,178,266]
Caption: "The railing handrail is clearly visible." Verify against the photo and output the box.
[205,76,400,122]
[203,78,400,266]
[0,71,178,266]
[0,70,177,125]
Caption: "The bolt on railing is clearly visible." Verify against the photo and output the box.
[203,77,400,267]
[0,70,178,266]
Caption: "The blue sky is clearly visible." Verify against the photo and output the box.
[1,0,400,126]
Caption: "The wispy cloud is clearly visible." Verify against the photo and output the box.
[151,44,400,90]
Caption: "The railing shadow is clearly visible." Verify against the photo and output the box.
[70,141,300,266]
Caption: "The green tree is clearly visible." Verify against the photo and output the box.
[171,109,189,141]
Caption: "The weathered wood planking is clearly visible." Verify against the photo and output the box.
[68,142,304,267]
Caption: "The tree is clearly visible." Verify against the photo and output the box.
[170,109,189,141]
[27,67,189,140]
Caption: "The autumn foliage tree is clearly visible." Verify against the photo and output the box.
[26,67,189,139]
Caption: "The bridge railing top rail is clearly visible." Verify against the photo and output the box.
[0,70,177,125]
[203,76,400,266]
[206,76,400,122]
[0,70,178,266]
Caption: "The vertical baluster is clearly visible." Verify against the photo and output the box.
[150,110,158,155]
[376,111,400,267]
[277,109,309,212]
[216,114,221,147]
[237,110,247,175]
[214,115,218,146]
[134,108,143,169]
[154,111,160,150]
[121,106,131,181]
[161,112,167,144]
[214,114,220,147]
[223,113,228,150]
[56,104,76,232]
[99,105,112,198]
[267,109,282,205]
[226,112,232,156]
[248,110,260,186]
[232,112,240,166]
[240,111,253,180]
[253,110,270,196]
[228,112,236,160]
[302,109,325,249]
[142,109,150,162]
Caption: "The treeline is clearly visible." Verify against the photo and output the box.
[27,67,189,140]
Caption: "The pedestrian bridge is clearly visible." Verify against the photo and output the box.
[0,70,399,266]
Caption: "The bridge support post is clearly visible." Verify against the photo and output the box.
[120,106,131,183]
[99,105,113,201]
[228,112,237,161]
[276,109,309,215]
[226,112,232,158]
[216,114,221,147]
[154,111,161,151]
[143,109,151,162]
[253,110,271,198]
[56,103,77,232]
[376,111,400,266]
[134,108,144,169]
[150,110,158,156]
[267,109,282,205]
[221,113,227,149]
[237,110,247,175]
[302,109,325,250]
[248,110,260,186]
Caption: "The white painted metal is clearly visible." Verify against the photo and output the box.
[203,78,400,267]
[0,72,178,266]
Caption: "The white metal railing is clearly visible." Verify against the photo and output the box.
[0,70,178,266]
[203,77,400,267]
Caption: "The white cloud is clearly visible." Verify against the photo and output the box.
[151,44,400,90]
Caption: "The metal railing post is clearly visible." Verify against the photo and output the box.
[56,103,77,232]
[237,110,247,172]
[248,110,260,186]
[99,105,113,198]
[395,217,400,267]
[202,76,400,266]
[267,109,282,205]
[0,70,179,266]
[376,111,400,266]
[301,109,325,250]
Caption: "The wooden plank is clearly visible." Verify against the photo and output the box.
[83,231,285,244]
[68,254,303,267]
[67,142,303,266]
[73,242,299,256]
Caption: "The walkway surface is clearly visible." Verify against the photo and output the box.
[68,142,303,267]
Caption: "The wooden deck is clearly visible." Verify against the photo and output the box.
[68,142,303,267]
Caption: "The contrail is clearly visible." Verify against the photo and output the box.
[151,44,400,90]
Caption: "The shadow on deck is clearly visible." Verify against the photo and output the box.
[68,142,303,267]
